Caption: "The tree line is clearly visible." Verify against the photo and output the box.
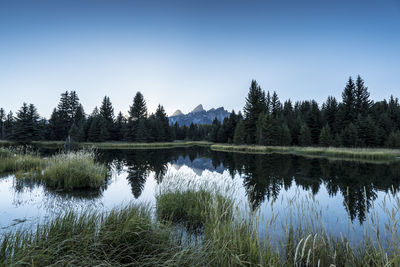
[0,75,399,147]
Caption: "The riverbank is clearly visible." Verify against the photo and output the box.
[1,140,399,162]
[211,144,400,162]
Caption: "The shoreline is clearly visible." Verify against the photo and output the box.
[1,140,399,162]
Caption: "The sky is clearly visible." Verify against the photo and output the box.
[0,0,399,118]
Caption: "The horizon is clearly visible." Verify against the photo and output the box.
[1,0,400,117]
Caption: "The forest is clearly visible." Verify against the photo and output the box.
[0,75,399,148]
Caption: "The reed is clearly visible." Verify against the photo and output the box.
[0,148,109,190]
[41,150,109,190]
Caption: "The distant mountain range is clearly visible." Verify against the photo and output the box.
[169,104,230,126]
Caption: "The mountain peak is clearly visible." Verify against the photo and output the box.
[171,109,183,117]
[191,104,204,113]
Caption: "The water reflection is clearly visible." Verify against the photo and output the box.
[96,148,400,223]
[1,147,399,228]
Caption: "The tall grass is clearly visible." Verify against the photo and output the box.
[0,148,109,190]
[2,171,400,266]
[41,150,109,189]
[0,205,206,266]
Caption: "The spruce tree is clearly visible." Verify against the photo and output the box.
[319,124,332,147]
[341,123,358,147]
[386,131,400,148]
[299,124,312,146]
[270,91,281,118]
[280,124,292,146]
[355,75,372,116]
[99,96,115,141]
[322,96,338,134]
[233,119,246,145]
[12,103,40,144]
[340,77,356,126]
[243,80,267,144]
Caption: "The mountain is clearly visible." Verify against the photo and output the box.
[169,104,230,126]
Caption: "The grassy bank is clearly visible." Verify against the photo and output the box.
[211,144,400,161]
[8,140,213,149]
[2,140,400,161]
[0,148,108,190]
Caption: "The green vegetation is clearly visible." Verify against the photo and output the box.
[2,174,400,266]
[0,205,202,266]
[0,148,108,190]
[41,151,108,189]
[211,144,400,161]
[156,189,232,231]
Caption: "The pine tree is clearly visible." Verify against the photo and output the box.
[12,103,40,144]
[386,131,400,148]
[280,124,292,146]
[114,112,127,141]
[129,92,147,121]
[340,77,356,126]
[233,119,246,145]
[270,91,281,118]
[322,96,338,134]
[299,124,312,146]
[355,75,372,116]
[243,80,267,144]
[319,124,332,147]
[127,92,148,141]
[99,96,115,141]
[341,123,358,147]
[154,104,171,141]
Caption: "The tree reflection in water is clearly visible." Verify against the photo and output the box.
[96,147,400,223]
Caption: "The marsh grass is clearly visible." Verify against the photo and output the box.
[211,144,400,162]
[41,151,109,190]
[0,205,206,266]
[2,170,400,266]
[0,148,109,190]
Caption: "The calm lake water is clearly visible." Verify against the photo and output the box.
[1,147,400,244]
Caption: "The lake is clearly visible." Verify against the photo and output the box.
[1,147,399,245]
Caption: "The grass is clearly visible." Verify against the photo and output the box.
[40,151,109,190]
[0,148,109,190]
[0,205,204,266]
[3,140,213,150]
[1,173,400,266]
[2,140,399,162]
[211,144,400,162]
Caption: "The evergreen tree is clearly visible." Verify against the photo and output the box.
[322,96,338,134]
[99,96,115,141]
[243,80,266,144]
[355,75,372,116]
[341,123,358,147]
[386,131,400,148]
[270,91,281,118]
[319,124,332,147]
[340,77,356,127]
[12,103,40,144]
[233,119,246,145]
[356,115,377,147]
[127,92,148,141]
[154,104,171,141]
[114,112,127,141]
[280,124,292,146]
[299,124,312,146]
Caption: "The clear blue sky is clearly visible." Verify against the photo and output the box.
[1,0,399,117]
